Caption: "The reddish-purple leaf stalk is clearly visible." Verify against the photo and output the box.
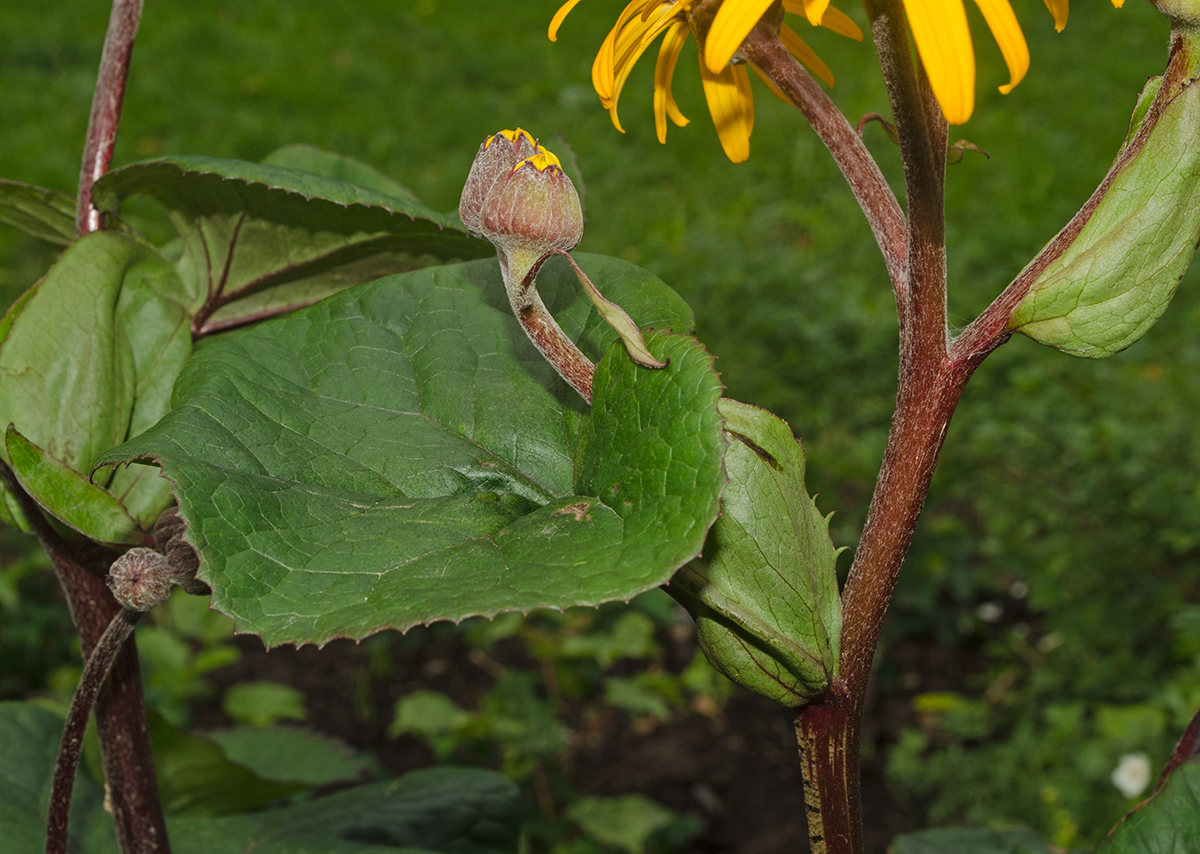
[76,0,144,235]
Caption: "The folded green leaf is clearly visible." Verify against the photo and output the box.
[0,179,76,245]
[92,155,492,335]
[670,399,841,708]
[5,426,147,546]
[1009,39,1200,357]
[98,254,722,647]
[0,230,188,531]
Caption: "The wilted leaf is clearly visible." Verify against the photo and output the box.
[92,155,492,335]
[98,255,721,647]
[670,399,841,707]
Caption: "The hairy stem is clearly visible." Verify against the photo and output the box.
[739,26,907,292]
[46,608,143,854]
[76,0,144,235]
[0,464,170,854]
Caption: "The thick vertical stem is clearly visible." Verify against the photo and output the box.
[0,465,170,854]
[76,0,144,235]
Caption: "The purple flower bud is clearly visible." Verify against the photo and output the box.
[459,128,539,236]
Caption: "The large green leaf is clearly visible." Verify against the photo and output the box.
[0,230,190,532]
[98,254,722,647]
[0,700,520,854]
[670,399,841,707]
[1095,759,1200,854]
[91,155,492,335]
[0,179,76,245]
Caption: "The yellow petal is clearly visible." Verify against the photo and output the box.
[654,20,692,142]
[779,24,835,86]
[1041,0,1068,31]
[901,0,974,124]
[607,4,679,132]
[549,0,586,41]
[800,0,832,26]
[818,6,863,41]
[1112,0,1124,6]
[699,57,753,162]
[973,0,1028,95]
[705,0,777,73]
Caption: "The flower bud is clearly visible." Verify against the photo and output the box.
[479,149,585,290]
[459,129,539,236]
[108,547,174,611]
[1150,0,1200,25]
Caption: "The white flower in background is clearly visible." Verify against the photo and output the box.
[1111,752,1152,799]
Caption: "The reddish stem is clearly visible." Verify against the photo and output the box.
[76,0,144,235]
[0,463,170,854]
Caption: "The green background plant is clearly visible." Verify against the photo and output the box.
[2,1,1198,851]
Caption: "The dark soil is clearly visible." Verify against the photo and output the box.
[191,620,986,854]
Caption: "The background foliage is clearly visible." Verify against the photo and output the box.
[2,0,1198,850]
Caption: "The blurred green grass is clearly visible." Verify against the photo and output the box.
[2,0,1198,844]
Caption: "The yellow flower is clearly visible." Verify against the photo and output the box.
[899,0,1126,125]
[550,0,863,163]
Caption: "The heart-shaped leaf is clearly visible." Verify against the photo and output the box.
[0,230,190,532]
[670,399,841,708]
[0,179,76,245]
[92,155,492,336]
[98,254,722,647]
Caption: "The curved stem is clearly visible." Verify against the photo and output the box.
[739,26,907,293]
[46,608,143,854]
[76,0,144,235]
[0,462,170,854]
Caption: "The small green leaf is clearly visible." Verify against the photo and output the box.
[0,179,76,245]
[1095,758,1200,854]
[98,255,721,647]
[5,426,146,546]
[261,144,419,202]
[92,155,492,334]
[222,682,308,726]
[891,827,1058,854]
[568,794,679,854]
[206,726,367,787]
[670,399,841,708]
[146,713,303,817]
[1009,62,1200,357]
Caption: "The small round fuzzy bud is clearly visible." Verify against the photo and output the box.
[459,128,539,236]
[107,548,174,611]
[479,149,584,288]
